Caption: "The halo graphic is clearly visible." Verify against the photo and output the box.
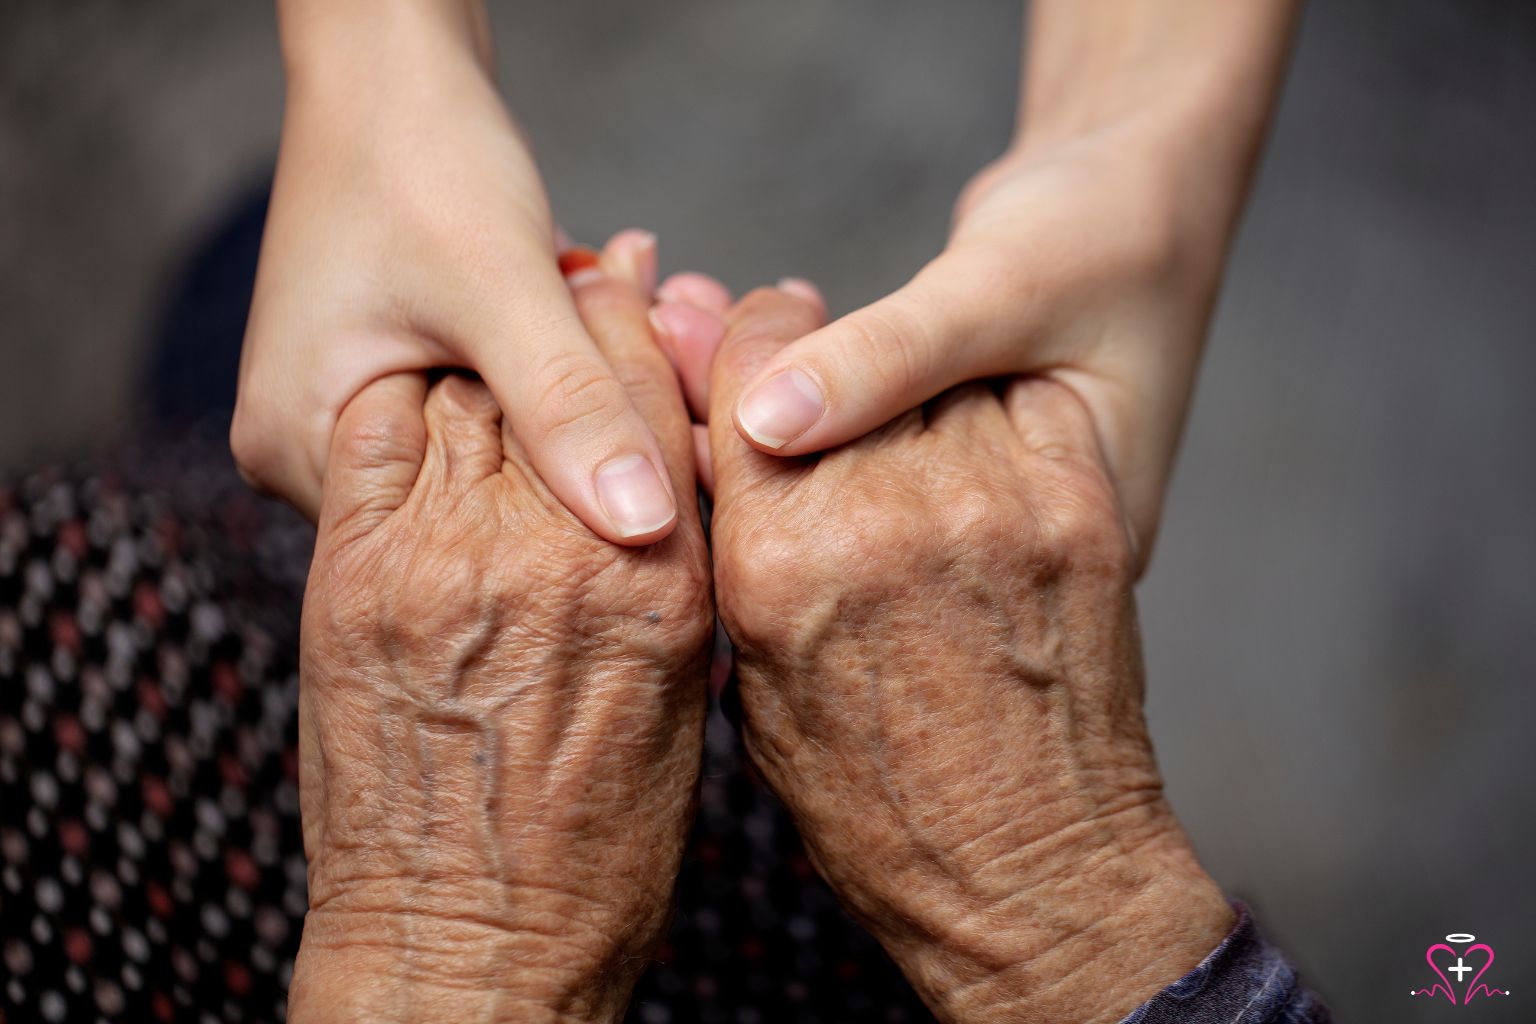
[1445,933,1477,944]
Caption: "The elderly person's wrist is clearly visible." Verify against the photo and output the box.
[288,914,630,1024]
[879,801,1233,1023]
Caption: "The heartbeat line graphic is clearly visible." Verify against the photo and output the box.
[1411,935,1510,1005]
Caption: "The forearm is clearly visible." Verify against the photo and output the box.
[276,0,494,88]
[1016,0,1300,257]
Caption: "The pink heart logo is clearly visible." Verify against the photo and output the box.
[1423,943,1460,1004]
[1420,940,1509,1005]
[1459,944,1499,1003]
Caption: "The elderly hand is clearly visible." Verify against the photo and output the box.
[288,253,712,1023]
[707,287,1233,1023]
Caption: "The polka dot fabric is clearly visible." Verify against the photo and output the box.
[0,465,309,1023]
[0,451,930,1023]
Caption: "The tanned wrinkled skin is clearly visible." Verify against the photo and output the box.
[290,277,712,1024]
[708,288,1234,1024]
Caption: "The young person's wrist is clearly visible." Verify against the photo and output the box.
[277,0,495,98]
[984,99,1253,304]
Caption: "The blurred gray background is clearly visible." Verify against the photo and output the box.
[3,1,1533,1018]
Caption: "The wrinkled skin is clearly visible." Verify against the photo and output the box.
[708,288,1233,1024]
[289,273,712,1024]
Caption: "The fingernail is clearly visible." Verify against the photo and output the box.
[736,368,825,449]
[560,247,602,285]
[633,232,658,295]
[603,230,658,295]
[595,453,676,538]
[777,277,824,306]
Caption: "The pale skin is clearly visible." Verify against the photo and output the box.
[235,0,1298,569]
[294,274,1233,1022]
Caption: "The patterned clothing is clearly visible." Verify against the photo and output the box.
[0,447,1328,1023]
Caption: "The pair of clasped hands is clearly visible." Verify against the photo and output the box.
[279,235,1234,1024]
[235,8,1286,1019]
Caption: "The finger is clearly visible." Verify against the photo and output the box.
[592,234,693,468]
[599,228,659,296]
[1001,376,1120,505]
[648,300,725,421]
[692,423,714,497]
[731,252,1026,455]
[318,373,430,537]
[1002,375,1139,564]
[657,272,732,315]
[472,247,678,545]
[709,285,828,497]
[774,276,826,318]
[419,374,505,494]
[556,240,694,525]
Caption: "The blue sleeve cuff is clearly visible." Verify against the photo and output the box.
[1118,903,1331,1024]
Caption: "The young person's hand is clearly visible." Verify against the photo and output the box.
[708,286,1232,1024]
[725,1,1298,568]
[235,1,677,544]
[289,249,711,1023]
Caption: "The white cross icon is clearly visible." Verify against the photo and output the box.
[1448,957,1472,982]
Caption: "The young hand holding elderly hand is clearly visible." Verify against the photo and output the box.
[289,252,1244,1024]
[262,1,1312,1019]
[240,0,1295,570]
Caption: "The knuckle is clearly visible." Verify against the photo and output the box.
[647,556,717,656]
[932,481,1013,553]
[336,405,422,476]
[716,524,823,651]
[1024,480,1134,583]
[431,374,497,417]
[840,303,929,400]
[527,353,633,443]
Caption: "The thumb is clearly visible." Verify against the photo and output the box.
[731,253,1027,455]
[471,243,680,546]
[318,373,430,540]
[709,285,829,498]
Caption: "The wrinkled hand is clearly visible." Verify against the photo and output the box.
[289,263,711,1023]
[235,7,677,543]
[708,287,1232,1024]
